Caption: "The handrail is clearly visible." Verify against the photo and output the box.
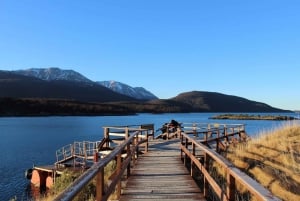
[53,130,147,201]
[180,123,246,153]
[180,132,281,201]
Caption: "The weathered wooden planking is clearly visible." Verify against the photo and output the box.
[120,139,206,201]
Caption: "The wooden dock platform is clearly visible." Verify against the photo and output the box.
[120,139,205,201]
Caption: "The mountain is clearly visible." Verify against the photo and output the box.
[12,67,92,83]
[12,68,158,100]
[0,70,136,102]
[97,80,158,100]
[169,91,289,112]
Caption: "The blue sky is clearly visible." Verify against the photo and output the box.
[1,0,299,110]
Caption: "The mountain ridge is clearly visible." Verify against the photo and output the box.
[13,67,92,83]
[12,67,156,100]
[0,67,292,115]
[97,80,158,100]
[0,70,136,102]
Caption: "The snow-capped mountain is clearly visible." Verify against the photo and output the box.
[13,67,92,83]
[10,67,158,100]
[97,80,158,100]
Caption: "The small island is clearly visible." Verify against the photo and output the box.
[210,113,299,120]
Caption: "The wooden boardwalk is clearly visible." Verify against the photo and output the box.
[120,139,205,201]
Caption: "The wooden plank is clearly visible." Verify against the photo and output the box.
[120,139,206,201]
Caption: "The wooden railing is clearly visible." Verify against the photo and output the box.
[53,127,149,201]
[181,123,247,152]
[180,132,281,201]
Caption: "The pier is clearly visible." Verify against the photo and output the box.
[120,139,204,201]
[47,123,280,201]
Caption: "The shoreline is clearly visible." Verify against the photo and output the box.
[210,113,299,120]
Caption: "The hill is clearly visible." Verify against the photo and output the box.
[170,91,289,112]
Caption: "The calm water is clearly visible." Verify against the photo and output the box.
[0,113,298,201]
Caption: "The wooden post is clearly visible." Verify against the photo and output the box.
[132,136,136,165]
[191,143,195,177]
[116,153,122,199]
[145,131,148,153]
[204,153,210,198]
[84,141,87,164]
[104,127,110,147]
[227,173,235,201]
[94,152,98,163]
[204,132,208,145]
[216,128,220,152]
[178,125,181,138]
[167,124,170,139]
[224,125,229,145]
[193,123,197,137]
[180,135,183,161]
[208,124,212,138]
[184,137,188,166]
[96,168,104,201]
[127,143,131,178]
[125,127,129,140]
[134,132,139,162]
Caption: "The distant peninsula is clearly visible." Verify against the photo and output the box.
[210,114,299,120]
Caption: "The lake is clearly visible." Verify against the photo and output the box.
[0,113,298,201]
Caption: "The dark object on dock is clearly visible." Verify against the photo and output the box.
[156,119,181,140]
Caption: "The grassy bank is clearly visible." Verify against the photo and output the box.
[225,122,300,201]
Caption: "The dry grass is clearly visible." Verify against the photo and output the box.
[226,121,300,201]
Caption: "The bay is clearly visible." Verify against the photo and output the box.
[0,112,298,201]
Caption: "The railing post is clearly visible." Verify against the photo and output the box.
[116,153,122,199]
[178,125,182,138]
[204,153,210,198]
[193,123,197,137]
[104,127,110,147]
[191,142,195,177]
[132,138,136,165]
[94,152,98,163]
[145,130,148,153]
[227,173,235,201]
[224,125,229,145]
[136,132,139,159]
[127,142,131,178]
[216,128,220,152]
[125,127,129,140]
[208,123,212,138]
[180,135,183,161]
[167,124,170,139]
[96,167,104,201]
[184,137,188,166]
